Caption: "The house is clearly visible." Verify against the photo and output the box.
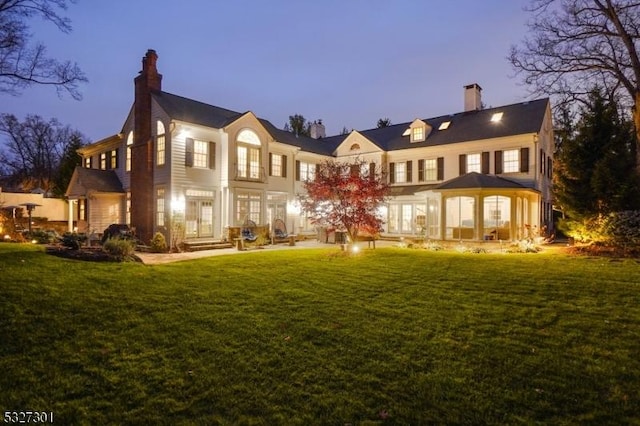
[66,50,554,244]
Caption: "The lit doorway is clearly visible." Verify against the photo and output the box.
[185,198,214,238]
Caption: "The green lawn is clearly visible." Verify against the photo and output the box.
[1,243,640,425]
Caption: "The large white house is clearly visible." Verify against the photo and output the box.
[66,50,554,244]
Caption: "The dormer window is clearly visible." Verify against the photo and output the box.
[408,119,430,142]
[438,121,451,130]
[491,112,503,123]
[411,127,425,142]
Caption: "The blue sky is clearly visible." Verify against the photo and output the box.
[4,0,533,141]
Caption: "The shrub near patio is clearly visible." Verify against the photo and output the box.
[1,244,640,424]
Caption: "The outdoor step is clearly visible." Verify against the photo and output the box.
[183,240,233,252]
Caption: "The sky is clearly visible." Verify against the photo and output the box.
[4,0,534,142]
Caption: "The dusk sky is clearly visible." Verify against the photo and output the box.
[5,0,533,141]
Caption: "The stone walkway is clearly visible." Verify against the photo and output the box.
[136,240,396,265]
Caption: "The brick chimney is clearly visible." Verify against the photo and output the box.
[131,49,162,244]
[310,120,326,139]
[464,83,482,111]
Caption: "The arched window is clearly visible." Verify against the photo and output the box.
[126,131,133,172]
[236,129,261,179]
[156,120,166,166]
[350,143,360,151]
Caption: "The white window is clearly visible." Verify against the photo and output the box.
[100,153,107,170]
[395,162,406,183]
[299,162,315,181]
[236,193,261,224]
[194,140,208,168]
[491,112,503,122]
[503,149,519,173]
[271,154,286,177]
[126,131,133,172]
[467,153,481,173]
[157,120,166,166]
[424,159,437,181]
[84,157,91,168]
[110,149,117,169]
[411,127,424,142]
[237,129,261,179]
[156,188,165,227]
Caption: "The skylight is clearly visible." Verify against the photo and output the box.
[402,128,411,137]
[491,112,503,122]
[439,121,451,130]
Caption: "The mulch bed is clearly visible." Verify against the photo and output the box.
[564,244,640,259]
[45,245,142,263]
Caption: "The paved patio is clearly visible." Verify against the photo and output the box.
[136,239,397,265]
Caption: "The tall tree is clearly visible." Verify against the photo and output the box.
[509,0,640,169]
[377,118,392,128]
[0,113,87,193]
[298,159,389,242]
[554,88,639,219]
[285,114,311,137]
[53,132,83,197]
[0,0,86,99]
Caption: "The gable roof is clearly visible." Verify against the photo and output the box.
[434,172,530,190]
[353,98,549,152]
[65,167,124,197]
[152,91,243,129]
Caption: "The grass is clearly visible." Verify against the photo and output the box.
[1,243,640,424]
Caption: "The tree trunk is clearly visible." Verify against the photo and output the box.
[635,91,640,173]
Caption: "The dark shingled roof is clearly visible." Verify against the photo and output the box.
[152,91,243,128]
[434,172,529,190]
[357,98,549,151]
[66,167,124,197]
[151,90,548,156]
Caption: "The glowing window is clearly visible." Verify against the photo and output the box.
[126,131,133,172]
[395,162,406,183]
[467,153,481,173]
[194,140,208,168]
[424,159,437,181]
[411,127,425,142]
[156,188,165,227]
[156,121,166,166]
[237,129,261,146]
[503,149,519,173]
[491,112,503,122]
[100,153,107,170]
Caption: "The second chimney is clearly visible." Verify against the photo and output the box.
[464,83,482,111]
[310,120,326,139]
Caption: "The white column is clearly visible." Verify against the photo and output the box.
[68,200,74,232]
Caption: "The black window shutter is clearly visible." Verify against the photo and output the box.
[547,158,552,178]
[209,142,215,169]
[520,147,530,172]
[495,150,503,174]
[406,160,413,182]
[389,162,396,184]
[106,151,112,170]
[369,162,375,180]
[295,160,300,181]
[315,163,320,181]
[459,154,467,175]
[282,155,287,178]
[185,138,194,167]
[540,149,545,174]
[437,157,444,180]
[114,150,119,169]
[482,151,490,174]
[269,153,273,176]
[418,159,425,182]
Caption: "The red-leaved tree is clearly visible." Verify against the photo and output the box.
[299,159,389,242]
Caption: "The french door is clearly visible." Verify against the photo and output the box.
[185,199,214,238]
